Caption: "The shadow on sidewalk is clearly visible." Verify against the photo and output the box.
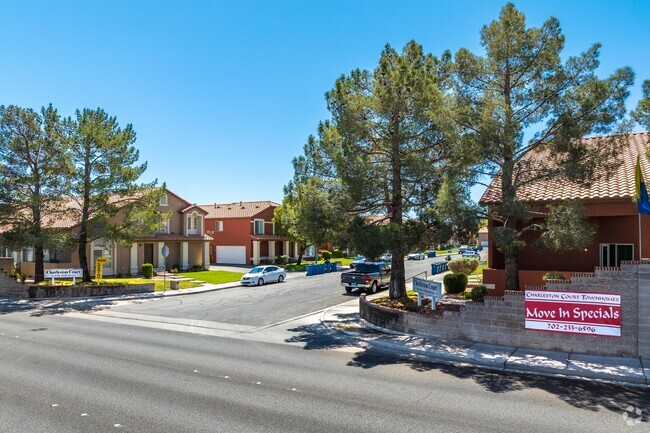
[286,319,650,422]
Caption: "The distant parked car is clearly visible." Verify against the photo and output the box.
[461,251,481,260]
[458,245,470,253]
[407,252,425,260]
[349,256,367,269]
[241,265,286,286]
[379,252,393,262]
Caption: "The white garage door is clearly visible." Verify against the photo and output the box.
[216,246,247,264]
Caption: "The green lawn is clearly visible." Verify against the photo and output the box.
[176,270,244,284]
[153,280,202,291]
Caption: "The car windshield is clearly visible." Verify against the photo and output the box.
[249,267,265,274]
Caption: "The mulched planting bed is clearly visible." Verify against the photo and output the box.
[372,295,463,316]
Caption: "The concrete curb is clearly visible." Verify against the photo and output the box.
[319,303,649,388]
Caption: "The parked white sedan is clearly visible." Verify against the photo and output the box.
[407,252,426,260]
[241,265,287,286]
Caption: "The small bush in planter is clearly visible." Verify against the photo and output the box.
[141,263,154,279]
[543,272,566,281]
[443,273,468,294]
[471,285,488,302]
[321,251,332,261]
[332,249,343,258]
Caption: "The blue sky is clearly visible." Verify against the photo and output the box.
[1,0,648,205]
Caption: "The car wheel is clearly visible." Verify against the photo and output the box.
[367,281,378,294]
[345,286,352,294]
[258,278,264,286]
[278,275,284,283]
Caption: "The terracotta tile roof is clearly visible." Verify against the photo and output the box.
[365,215,389,225]
[202,201,279,219]
[136,233,213,242]
[480,132,650,204]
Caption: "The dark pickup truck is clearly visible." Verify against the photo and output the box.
[340,262,391,294]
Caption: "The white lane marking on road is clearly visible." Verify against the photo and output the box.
[51,404,59,407]
[222,376,230,379]
[252,381,262,385]
[114,424,123,428]
[81,413,88,417]
[193,369,199,373]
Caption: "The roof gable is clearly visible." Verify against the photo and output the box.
[202,201,279,219]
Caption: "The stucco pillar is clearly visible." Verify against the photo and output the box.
[252,241,261,265]
[203,242,209,268]
[157,242,165,269]
[268,241,276,263]
[283,241,290,259]
[181,242,189,271]
[130,244,139,275]
[294,243,300,259]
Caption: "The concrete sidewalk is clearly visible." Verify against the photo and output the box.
[320,298,650,387]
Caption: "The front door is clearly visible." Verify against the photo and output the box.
[91,238,114,276]
[144,244,154,265]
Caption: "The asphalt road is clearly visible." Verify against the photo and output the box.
[0,302,647,433]
[110,258,441,328]
[3,251,645,433]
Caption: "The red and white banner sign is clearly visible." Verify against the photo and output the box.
[524,290,621,337]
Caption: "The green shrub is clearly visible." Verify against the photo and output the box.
[543,272,566,281]
[448,258,479,275]
[471,285,488,302]
[443,273,468,294]
[332,249,343,258]
[191,264,204,272]
[322,251,332,260]
[141,263,153,279]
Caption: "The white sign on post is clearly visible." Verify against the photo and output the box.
[413,277,443,307]
[45,268,83,285]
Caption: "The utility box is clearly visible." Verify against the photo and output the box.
[170,280,180,290]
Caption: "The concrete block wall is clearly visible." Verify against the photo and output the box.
[361,263,644,357]
[637,264,650,358]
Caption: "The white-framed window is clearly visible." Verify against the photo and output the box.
[187,212,201,235]
[159,194,168,206]
[159,218,169,234]
[254,219,264,235]
[215,221,223,232]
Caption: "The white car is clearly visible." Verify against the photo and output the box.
[241,265,287,286]
[461,251,481,260]
[379,252,393,262]
[407,252,425,260]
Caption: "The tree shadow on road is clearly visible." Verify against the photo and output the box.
[0,298,117,317]
[286,318,650,422]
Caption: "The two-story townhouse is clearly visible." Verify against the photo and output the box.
[202,201,293,265]
[480,131,650,294]
[1,188,212,278]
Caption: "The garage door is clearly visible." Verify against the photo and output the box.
[216,246,247,264]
